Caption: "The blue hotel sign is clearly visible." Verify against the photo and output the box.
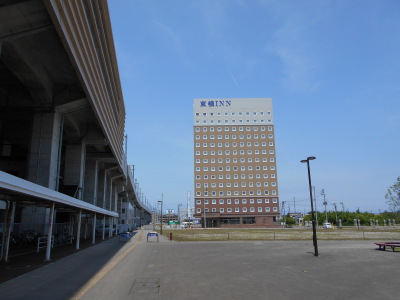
[200,100,231,107]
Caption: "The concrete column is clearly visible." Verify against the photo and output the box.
[97,167,105,208]
[27,111,62,189]
[64,143,86,199]
[83,160,99,204]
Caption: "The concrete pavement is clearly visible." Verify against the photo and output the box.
[0,230,399,300]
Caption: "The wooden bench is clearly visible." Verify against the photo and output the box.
[375,242,400,252]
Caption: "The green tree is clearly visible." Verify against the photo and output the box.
[385,176,400,214]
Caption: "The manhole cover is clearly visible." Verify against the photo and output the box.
[130,278,160,295]
[7,265,31,269]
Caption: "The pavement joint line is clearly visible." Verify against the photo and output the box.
[70,231,144,300]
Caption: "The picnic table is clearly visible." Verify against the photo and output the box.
[374,242,400,252]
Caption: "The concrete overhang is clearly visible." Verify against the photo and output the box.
[0,171,118,217]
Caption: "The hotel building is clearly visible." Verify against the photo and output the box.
[193,98,280,227]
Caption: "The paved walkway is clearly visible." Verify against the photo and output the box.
[0,231,399,299]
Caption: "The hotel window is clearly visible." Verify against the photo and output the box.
[210,135,215,139]
[250,199,254,204]
[232,127,236,131]
[264,191,269,195]
[196,183,201,188]
[196,143,200,147]
[243,207,247,212]
[196,200,201,204]
[270,158,275,162]
[196,175,200,179]
[269,142,274,146]
[196,167,200,171]
[263,174,268,178]
[242,191,247,195]
[227,208,232,212]
[268,126,272,131]
[257,191,262,195]
[235,208,239,212]
[254,134,258,139]
[257,199,262,203]
[235,199,239,204]
[219,183,224,187]
[264,182,269,187]
[246,112,250,116]
[196,159,200,163]
[196,151,200,155]
[212,208,216,212]
[212,199,216,204]
[217,127,222,131]
[250,207,255,212]
[219,199,224,204]
[268,134,273,139]
[272,182,276,186]
[227,199,232,204]
[273,207,278,212]
[261,127,265,131]
[197,208,201,213]
[272,190,277,195]
[203,143,208,147]
[210,127,214,132]
[212,191,216,196]
[205,208,209,212]
[265,207,270,212]
[220,208,225,213]
[258,207,262,212]
[242,199,247,204]
[196,127,200,131]
[204,175,208,179]
[271,174,276,178]
[196,192,201,196]
[271,166,275,170]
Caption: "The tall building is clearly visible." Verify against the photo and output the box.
[193,98,280,227]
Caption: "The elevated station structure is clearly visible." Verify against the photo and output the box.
[0,0,152,261]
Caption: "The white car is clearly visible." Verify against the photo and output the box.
[323,222,332,229]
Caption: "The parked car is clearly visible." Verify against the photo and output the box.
[323,222,332,229]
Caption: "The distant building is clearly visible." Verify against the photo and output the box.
[193,98,280,227]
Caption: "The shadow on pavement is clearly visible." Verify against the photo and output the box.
[0,232,137,284]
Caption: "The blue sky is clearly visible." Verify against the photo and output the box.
[108,0,400,214]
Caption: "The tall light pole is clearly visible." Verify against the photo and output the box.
[301,156,318,256]
[178,204,182,225]
[158,193,163,235]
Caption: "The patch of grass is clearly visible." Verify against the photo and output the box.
[158,228,400,242]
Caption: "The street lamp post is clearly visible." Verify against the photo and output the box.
[301,156,318,256]
[178,204,182,225]
[158,194,163,235]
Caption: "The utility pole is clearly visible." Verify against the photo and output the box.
[313,186,318,226]
[321,189,328,223]
[333,203,339,229]
[293,197,296,213]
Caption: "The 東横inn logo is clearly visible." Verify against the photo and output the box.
[200,100,231,107]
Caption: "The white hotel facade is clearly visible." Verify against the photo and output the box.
[193,98,280,228]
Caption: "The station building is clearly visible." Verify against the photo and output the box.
[0,0,152,261]
[193,98,280,227]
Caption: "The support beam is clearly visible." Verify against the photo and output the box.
[76,209,82,250]
[1,201,16,262]
[92,213,96,244]
[45,202,55,261]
